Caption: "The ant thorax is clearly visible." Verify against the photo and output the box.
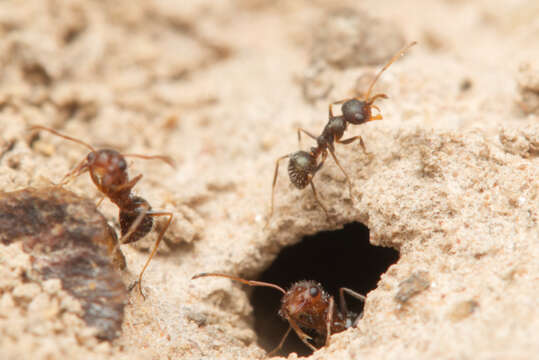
[321,115,347,143]
[288,151,316,189]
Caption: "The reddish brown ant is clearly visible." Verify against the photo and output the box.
[31,125,174,298]
[192,272,365,356]
[268,42,417,223]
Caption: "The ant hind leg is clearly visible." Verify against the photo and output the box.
[327,148,354,200]
[136,211,173,299]
[266,154,290,228]
[309,180,329,219]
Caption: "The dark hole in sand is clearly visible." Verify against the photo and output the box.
[251,222,399,357]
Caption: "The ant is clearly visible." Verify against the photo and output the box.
[31,125,174,298]
[192,272,366,356]
[268,42,417,223]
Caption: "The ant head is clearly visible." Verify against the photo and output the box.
[87,149,128,188]
[341,99,368,125]
[279,281,330,330]
[288,151,317,189]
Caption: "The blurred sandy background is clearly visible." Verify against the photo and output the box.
[1,0,539,359]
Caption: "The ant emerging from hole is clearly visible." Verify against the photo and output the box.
[268,42,417,224]
[192,272,365,357]
[31,125,175,299]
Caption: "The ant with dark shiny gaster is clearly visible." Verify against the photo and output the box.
[267,42,417,224]
[192,272,366,356]
[31,125,174,299]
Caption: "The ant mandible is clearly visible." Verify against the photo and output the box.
[31,125,174,298]
[268,42,417,223]
[192,272,365,356]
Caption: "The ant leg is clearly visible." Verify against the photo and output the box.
[337,136,370,156]
[109,174,143,194]
[266,154,290,227]
[329,102,336,117]
[327,147,353,199]
[297,128,317,149]
[122,153,175,168]
[309,179,329,218]
[95,194,105,208]
[118,199,150,246]
[266,326,292,357]
[136,211,173,299]
[59,158,89,186]
[339,287,366,323]
[309,151,329,218]
[325,296,335,347]
[287,317,317,352]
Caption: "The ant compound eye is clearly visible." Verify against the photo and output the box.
[309,286,319,297]
[118,158,127,170]
[87,152,96,163]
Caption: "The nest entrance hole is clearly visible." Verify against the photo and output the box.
[251,222,399,357]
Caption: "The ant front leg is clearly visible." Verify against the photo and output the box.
[95,194,106,208]
[325,296,335,347]
[287,317,318,352]
[267,154,290,228]
[59,157,89,186]
[110,174,143,194]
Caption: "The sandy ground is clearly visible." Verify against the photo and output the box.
[1,0,539,359]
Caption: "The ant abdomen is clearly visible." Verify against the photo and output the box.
[288,151,316,189]
[119,196,153,244]
[341,99,368,125]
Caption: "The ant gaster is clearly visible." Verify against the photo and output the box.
[31,125,174,298]
[192,272,365,356]
[268,42,417,223]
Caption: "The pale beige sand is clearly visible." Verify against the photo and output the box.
[0,0,538,359]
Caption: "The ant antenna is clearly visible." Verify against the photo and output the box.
[192,272,286,294]
[364,41,417,100]
[32,125,176,168]
[30,125,95,152]
[122,153,176,168]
